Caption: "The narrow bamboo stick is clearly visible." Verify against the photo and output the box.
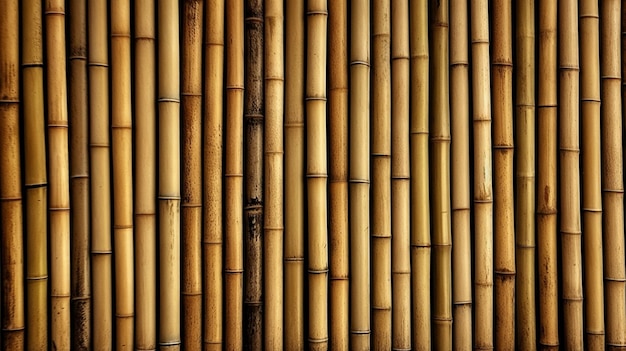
[264,0,284,348]
[601,1,626,348]
[391,0,412,348]
[181,1,204,350]
[449,0,472,348]
[22,0,49,348]
[350,0,370,348]
[0,0,24,348]
[307,1,329,349]
[470,0,494,348]
[203,0,224,349]
[134,0,157,348]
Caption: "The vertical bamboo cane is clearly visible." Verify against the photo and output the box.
[181,1,204,350]
[471,0,494,348]
[0,0,24,348]
[264,0,284,348]
[601,1,626,348]
[450,0,472,348]
[371,0,392,348]
[307,1,329,349]
[391,0,411,348]
[203,0,224,349]
[350,0,370,348]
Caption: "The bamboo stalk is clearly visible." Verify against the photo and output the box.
[307,1,329,349]
[22,0,49,348]
[203,0,224,349]
[449,0,472,348]
[264,0,284,348]
[470,0,494,348]
[391,0,411,348]
[601,0,626,348]
[0,0,24,348]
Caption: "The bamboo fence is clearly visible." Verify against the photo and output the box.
[2,2,626,350]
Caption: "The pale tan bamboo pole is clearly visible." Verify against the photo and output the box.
[134,0,157,349]
[264,0,284,348]
[491,1,515,349]
[579,0,604,348]
[514,0,536,349]
[181,1,203,350]
[371,0,392,348]
[470,0,494,348]
[559,1,584,348]
[284,0,306,349]
[224,0,245,348]
[450,0,472,348]
[350,0,370,348]
[22,0,48,349]
[601,1,626,348]
[409,0,431,348]
[203,0,224,349]
[391,0,411,349]
[88,0,113,347]
[307,1,329,349]
[0,0,24,348]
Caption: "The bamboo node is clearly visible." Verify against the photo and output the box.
[350,60,370,67]
[284,257,304,262]
[305,96,327,101]
[225,269,244,273]
[0,99,19,104]
[157,97,181,103]
[560,230,582,236]
[308,268,329,274]
[350,330,371,335]
[603,277,626,282]
[22,62,45,68]
[349,178,369,184]
[88,62,109,68]
[582,207,602,213]
[307,173,328,179]
[26,275,49,281]
[306,10,328,16]
[558,147,580,153]
[308,337,329,343]
[44,10,66,15]
[71,295,90,301]
[159,341,182,346]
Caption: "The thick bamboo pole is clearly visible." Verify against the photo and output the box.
[307,1,329,349]
[470,0,494,348]
[22,0,48,349]
[601,1,626,348]
[449,0,472,348]
[559,1,584,348]
[181,1,203,350]
[0,0,24,348]
[371,0,392,348]
[264,0,284,348]
[203,0,224,349]
[491,1,515,349]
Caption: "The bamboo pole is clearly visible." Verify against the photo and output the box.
[470,0,494,348]
[181,1,203,350]
[307,1,329,349]
[601,1,626,348]
[203,0,224,349]
[224,0,244,348]
[0,0,24,348]
[134,0,157,348]
[350,0,370,348]
[371,0,392,348]
[328,0,349,349]
[449,0,472,348]
[264,0,284,348]
[391,0,411,348]
[22,0,48,348]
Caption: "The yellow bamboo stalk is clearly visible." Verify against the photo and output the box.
[450,0,472,348]
[601,1,626,348]
[134,0,157,348]
[225,0,244,349]
[22,0,48,348]
[471,0,494,348]
[0,0,24,348]
[203,0,224,349]
[307,1,329,349]
[264,0,283,348]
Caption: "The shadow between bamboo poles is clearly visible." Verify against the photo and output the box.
[203,0,224,349]
[601,0,626,347]
[514,0,537,349]
[449,0,472,348]
[22,0,49,348]
[0,0,24,348]
[328,0,349,349]
[284,0,306,349]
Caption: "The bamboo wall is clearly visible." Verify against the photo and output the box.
[1,0,626,350]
